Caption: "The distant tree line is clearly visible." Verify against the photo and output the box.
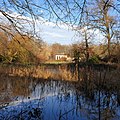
[0,0,120,64]
[0,30,51,64]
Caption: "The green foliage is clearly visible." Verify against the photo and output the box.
[88,55,99,64]
[0,55,5,62]
[74,50,80,59]
[0,31,45,64]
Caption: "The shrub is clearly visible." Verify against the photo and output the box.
[88,55,99,64]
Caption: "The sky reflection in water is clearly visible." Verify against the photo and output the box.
[0,78,120,120]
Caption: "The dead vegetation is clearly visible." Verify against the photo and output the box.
[0,64,77,81]
[0,64,120,120]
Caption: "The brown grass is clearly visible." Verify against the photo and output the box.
[0,64,76,81]
[0,64,119,87]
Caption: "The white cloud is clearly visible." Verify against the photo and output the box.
[0,12,82,45]
[43,32,65,38]
[0,11,105,45]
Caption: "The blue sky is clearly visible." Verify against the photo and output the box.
[0,11,76,45]
[0,0,107,45]
[35,20,76,45]
[0,11,104,45]
[41,27,75,45]
[2,0,119,46]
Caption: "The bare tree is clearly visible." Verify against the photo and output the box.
[0,0,120,59]
[89,0,120,57]
[0,0,88,34]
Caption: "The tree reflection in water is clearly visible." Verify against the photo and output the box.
[0,71,120,120]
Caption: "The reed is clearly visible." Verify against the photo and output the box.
[0,64,120,120]
[0,64,76,81]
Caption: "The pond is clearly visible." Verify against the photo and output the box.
[0,75,120,120]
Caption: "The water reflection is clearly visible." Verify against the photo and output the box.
[0,75,120,120]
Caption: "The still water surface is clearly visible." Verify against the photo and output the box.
[0,77,120,120]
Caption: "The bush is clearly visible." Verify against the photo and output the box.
[0,55,3,62]
[101,55,119,63]
[88,55,99,64]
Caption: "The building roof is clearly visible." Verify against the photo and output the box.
[55,53,67,55]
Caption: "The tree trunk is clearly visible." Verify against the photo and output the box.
[104,10,111,58]
[107,28,111,57]
[85,31,89,62]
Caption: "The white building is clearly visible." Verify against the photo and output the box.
[55,54,68,60]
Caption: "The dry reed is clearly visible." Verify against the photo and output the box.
[0,64,76,81]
